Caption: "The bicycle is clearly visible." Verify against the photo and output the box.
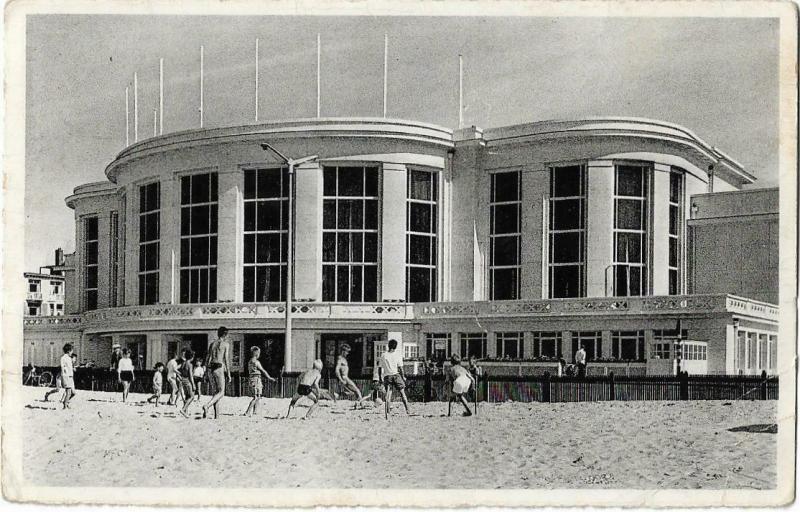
[25,370,53,388]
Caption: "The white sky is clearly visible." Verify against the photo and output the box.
[24,15,779,270]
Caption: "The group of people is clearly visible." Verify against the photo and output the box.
[39,327,486,420]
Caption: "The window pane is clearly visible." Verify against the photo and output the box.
[323,199,336,230]
[409,202,432,233]
[493,204,519,234]
[407,267,432,302]
[351,232,364,263]
[365,169,379,197]
[85,217,99,240]
[669,238,678,267]
[256,233,281,263]
[669,269,678,295]
[364,233,378,262]
[337,232,351,262]
[551,265,580,298]
[492,172,519,202]
[257,201,281,231]
[552,232,581,263]
[190,205,210,235]
[364,200,378,230]
[350,265,363,302]
[617,165,645,196]
[409,234,432,265]
[180,177,191,205]
[243,266,255,301]
[257,169,282,198]
[551,199,582,230]
[244,170,256,199]
[551,165,582,197]
[86,267,98,289]
[615,232,643,262]
[491,236,519,266]
[616,199,643,230]
[191,174,211,203]
[409,170,432,200]
[669,205,679,235]
[670,172,681,203]
[322,232,336,262]
[322,265,335,301]
[492,267,518,300]
[363,265,378,302]
[621,340,637,360]
[338,167,364,196]
[323,167,337,196]
[337,266,350,301]
[86,241,99,265]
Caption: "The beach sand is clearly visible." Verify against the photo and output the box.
[21,387,775,489]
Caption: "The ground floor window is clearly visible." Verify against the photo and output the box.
[532,331,562,359]
[682,342,707,361]
[495,332,523,359]
[571,331,601,361]
[768,335,777,371]
[611,330,645,361]
[426,333,451,361]
[651,343,671,360]
[404,343,419,359]
[459,333,487,359]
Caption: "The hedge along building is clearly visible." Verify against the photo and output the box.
[26,116,777,376]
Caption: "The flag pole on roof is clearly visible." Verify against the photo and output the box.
[458,54,463,129]
[159,58,164,135]
[199,45,204,128]
[134,72,139,142]
[255,38,259,122]
[316,33,321,118]
[383,33,388,118]
[125,86,129,146]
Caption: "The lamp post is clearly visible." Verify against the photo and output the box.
[260,142,318,372]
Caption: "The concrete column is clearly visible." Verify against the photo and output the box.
[381,163,407,301]
[96,212,112,309]
[644,329,654,361]
[216,169,243,302]
[562,331,572,360]
[450,333,460,357]
[521,168,548,299]
[601,330,613,359]
[486,330,497,358]
[294,163,323,301]
[725,323,735,374]
[146,333,162,368]
[586,161,615,297]
[651,164,671,296]
[159,176,179,304]
[438,161,452,302]
[292,330,316,370]
[522,331,533,359]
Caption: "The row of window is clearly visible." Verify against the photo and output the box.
[27,280,63,295]
[81,163,685,308]
[425,330,666,361]
[735,330,778,371]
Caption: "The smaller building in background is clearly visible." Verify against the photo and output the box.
[24,249,68,317]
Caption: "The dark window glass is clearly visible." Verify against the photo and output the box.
[364,200,379,230]
[669,269,679,295]
[669,238,678,267]
[350,266,363,302]
[492,172,519,202]
[491,268,518,300]
[257,201,281,231]
[323,200,336,229]
[491,236,519,267]
[551,265,581,298]
[551,200,582,230]
[615,232,643,263]
[336,266,350,301]
[409,202,433,233]
[493,204,519,234]
[409,235,432,265]
[364,233,378,262]
[86,241,99,265]
[190,174,210,203]
[363,266,378,302]
[338,167,364,196]
[617,165,645,196]
[86,266,98,289]
[323,167,337,196]
[257,168,282,198]
[86,290,98,310]
[615,199,643,230]
[350,232,364,262]
[670,172,681,203]
[409,170,432,200]
[337,233,351,262]
[551,232,581,263]
[85,217,99,240]
[407,267,432,302]
[322,266,335,301]
[322,232,336,262]
[244,170,256,200]
[669,205,679,235]
[244,202,256,231]
[365,169,379,196]
[551,165,582,197]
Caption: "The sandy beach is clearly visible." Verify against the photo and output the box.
[21,386,775,489]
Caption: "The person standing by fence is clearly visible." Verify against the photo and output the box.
[575,345,587,378]
[203,326,232,419]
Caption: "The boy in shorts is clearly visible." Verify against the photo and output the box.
[446,354,476,417]
[178,349,197,418]
[286,359,323,419]
[244,346,277,417]
[147,362,165,406]
[379,339,411,419]
[59,343,75,410]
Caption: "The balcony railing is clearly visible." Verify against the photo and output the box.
[26,292,42,301]
[23,315,82,328]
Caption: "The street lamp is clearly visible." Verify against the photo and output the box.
[260,142,318,372]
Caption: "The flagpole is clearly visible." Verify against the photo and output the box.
[458,54,463,129]
[255,38,259,122]
[383,33,388,118]
[316,33,321,118]
[159,58,164,135]
[200,45,204,128]
[153,109,157,137]
[134,72,139,142]
[125,86,129,146]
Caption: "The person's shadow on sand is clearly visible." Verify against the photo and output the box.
[728,424,777,434]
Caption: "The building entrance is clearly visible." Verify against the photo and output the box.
[318,333,383,379]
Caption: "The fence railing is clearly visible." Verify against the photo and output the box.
[24,368,778,403]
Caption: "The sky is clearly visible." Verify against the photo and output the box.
[24,15,779,270]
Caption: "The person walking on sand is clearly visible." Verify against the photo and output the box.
[575,345,587,378]
[166,353,182,406]
[193,360,206,398]
[178,349,197,418]
[379,339,411,419]
[244,346,277,417]
[446,354,476,417]
[203,326,232,419]
[60,343,76,410]
[147,362,165,406]
[286,360,324,419]
[335,344,367,409]
[117,348,135,403]
[44,353,77,402]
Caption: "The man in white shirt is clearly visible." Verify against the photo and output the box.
[60,343,75,409]
[379,339,410,419]
[575,345,587,378]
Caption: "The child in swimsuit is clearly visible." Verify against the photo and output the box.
[178,349,196,418]
[286,359,323,419]
[335,344,367,409]
[147,362,164,406]
[244,346,277,417]
[447,354,476,417]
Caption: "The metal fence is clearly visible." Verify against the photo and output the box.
[25,367,778,403]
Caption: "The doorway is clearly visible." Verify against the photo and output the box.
[243,333,285,377]
[318,333,382,379]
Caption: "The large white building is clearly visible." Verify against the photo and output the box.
[23,117,778,375]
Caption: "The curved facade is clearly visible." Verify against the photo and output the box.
[32,117,777,376]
